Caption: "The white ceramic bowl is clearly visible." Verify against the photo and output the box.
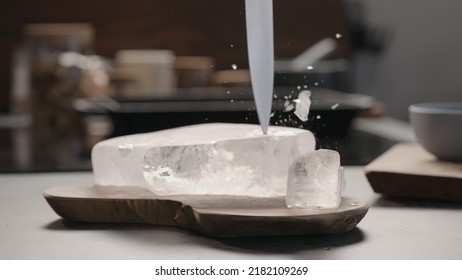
[410,102,462,162]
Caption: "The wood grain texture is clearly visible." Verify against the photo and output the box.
[44,185,368,237]
[365,143,462,201]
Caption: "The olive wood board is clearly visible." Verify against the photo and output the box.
[365,143,462,202]
[44,186,368,238]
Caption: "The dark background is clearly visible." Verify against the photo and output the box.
[0,0,351,113]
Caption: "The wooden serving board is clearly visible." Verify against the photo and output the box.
[44,186,368,237]
[365,143,462,202]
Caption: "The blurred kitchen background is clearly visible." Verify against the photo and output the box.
[1,0,462,172]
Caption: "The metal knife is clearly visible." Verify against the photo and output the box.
[245,0,274,134]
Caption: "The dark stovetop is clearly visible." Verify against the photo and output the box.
[0,125,395,174]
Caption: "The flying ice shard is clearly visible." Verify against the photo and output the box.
[92,123,315,197]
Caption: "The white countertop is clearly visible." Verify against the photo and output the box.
[1,167,461,260]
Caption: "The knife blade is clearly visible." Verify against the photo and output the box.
[245,0,274,135]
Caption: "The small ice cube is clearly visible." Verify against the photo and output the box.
[286,149,345,209]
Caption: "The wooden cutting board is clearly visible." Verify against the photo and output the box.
[365,143,462,201]
[44,186,368,237]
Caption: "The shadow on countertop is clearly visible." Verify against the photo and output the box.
[45,219,366,256]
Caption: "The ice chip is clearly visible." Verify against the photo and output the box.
[331,103,339,110]
[286,149,345,209]
[294,90,311,122]
[92,123,316,197]
[284,103,295,112]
